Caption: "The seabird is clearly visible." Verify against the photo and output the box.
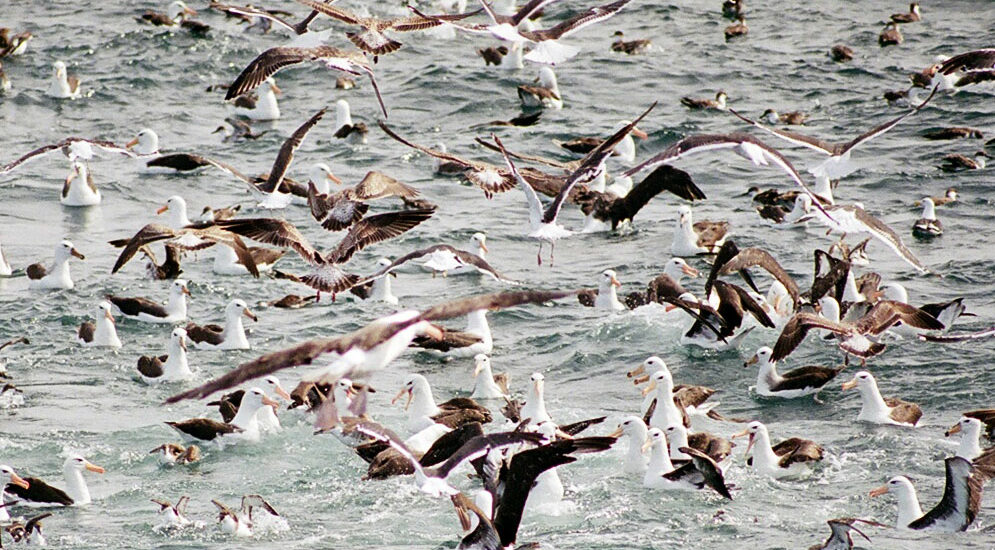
[610,30,650,54]
[724,16,748,40]
[574,165,705,232]
[728,88,934,182]
[798,203,930,273]
[635,359,717,430]
[878,22,902,47]
[46,61,81,99]
[149,443,201,465]
[716,246,800,309]
[934,48,995,87]
[224,45,387,117]
[808,518,887,550]
[520,372,552,425]
[247,107,327,209]
[518,67,562,109]
[137,328,193,384]
[126,128,161,155]
[4,512,52,545]
[167,387,278,446]
[671,205,729,256]
[221,209,434,296]
[294,0,478,59]
[346,258,399,304]
[841,371,922,426]
[761,108,807,125]
[911,198,942,237]
[940,150,988,171]
[212,495,284,537]
[608,416,649,474]
[214,244,284,275]
[0,135,142,177]
[232,77,281,120]
[4,455,105,506]
[721,0,743,18]
[332,99,367,144]
[890,2,921,23]
[77,301,122,348]
[470,354,509,399]
[914,187,958,206]
[664,423,733,464]
[139,1,198,26]
[166,290,576,402]
[475,0,632,65]
[622,132,828,209]
[946,417,989,460]
[0,61,8,94]
[681,91,727,110]
[59,160,102,206]
[746,346,843,400]
[734,420,823,477]
[830,44,854,62]
[672,280,774,349]
[392,373,492,433]
[151,495,191,527]
[307,170,418,231]
[208,2,321,38]
[870,457,993,531]
[0,27,32,57]
[923,127,983,140]
[213,116,268,142]
[477,42,525,69]
[772,301,942,362]
[185,299,257,350]
[556,119,650,162]
[494,104,656,264]
[107,279,190,323]
[26,240,84,290]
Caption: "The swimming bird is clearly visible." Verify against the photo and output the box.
[166,290,576,403]
[393,373,492,434]
[185,299,257,350]
[151,495,191,527]
[728,89,934,182]
[623,257,701,306]
[126,128,161,156]
[232,77,281,120]
[591,269,624,311]
[139,1,198,26]
[4,455,105,506]
[213,117,268,142]
[77,301,122,348]
[59,160,102,206]
[671,205,729,256]
[137,328,193,384]
[46,61,81,99]
[0,464,30,509]
[224,45,387,116]
[641,427,678,488]
[841,371,921,426]
[0,135,144,177]
[26,240,84,290]
[870,457,992,531]
[167,387,278,446]
[411,308,495,357]
[663,423,733,464]
[746,346,843,400]
[761,109,807,125]
[470,354,509,399]
[520,372,552,426]
[829,44,854,62]
[294,0,479,59]
[946,417,989,460]
[772,301,942,362]
[518,67,562,109]
[914,187,958,207]
[681,91,727,110]
[307,170,419,231]
[940,150,988,171]
[110,218,260,278]
[734,421,823,477]
[346,258,399,304]
[923,127,983,140]
[608,416,649,474]
[4,512,52,545]
[891,3,921,23]
[211,495,283,537]
[494,103,656,264]
[332,99,367,144]
[610,30,650,54]
[808,518,887,550]
[724,16,747,40]
[214,243,284,275]
[149,443,201,465]
[556,119,650,162]
[108,279,190,323]
[0,27,32,57]
[911,198,942,237]
[878,22,902,46]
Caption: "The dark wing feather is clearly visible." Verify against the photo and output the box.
[772,312,849,361]
[718,247,800,306]
[112,224,178,274]
[264,108,326,191]
[226,46,362,99]
[323,208,435,264]
[215,218,318,263]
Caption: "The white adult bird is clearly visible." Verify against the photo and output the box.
[945,416,985,460]
[137,328,193,384]
[26,240,84,290]
[521,372,552,425]
[608,416,649,475]
[77,301,122,348]
[841,371,922,427]
[185,299,257,351]
[0,236,12,277]
[3,455,105,506]
[470,354,509,399]
[733,420,824,478]
[671,205,728,256]
[518,67,562,109]
[594,269,625,312]
[256,375,292,432]
[332,99,367,144]
[233,78,281,120]
[868,476,924,529]
[46,61,81,99]
[60,160,101,206]
[108,279,190,323]
[642,427,678,488]
[126,128,161,156]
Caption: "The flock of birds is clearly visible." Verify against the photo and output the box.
[1,0,995,547]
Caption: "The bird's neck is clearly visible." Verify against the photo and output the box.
[858,384,891,417]
[752,431,780,470]
[410,387,440,418]
[895,486,924,528]
[167,292,187,318]
[646,441,674,475]
[63,466,91,505]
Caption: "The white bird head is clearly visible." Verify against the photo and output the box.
[127,128,160,155]
[64,454,105,474]
[599,269,622,290]
[226,298,257,321]
[57,239,85,261]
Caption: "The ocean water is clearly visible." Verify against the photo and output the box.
[1,0,995,548]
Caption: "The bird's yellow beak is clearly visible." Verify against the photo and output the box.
[868,485,889,498]
[156,204,169,215]
[85,461,106,474]
[945,422,963,437]
[631,127,649,140]
[243,308,258,322]
[682,264,700,277]
[126,137,139,150]
[744,354,759,368]
[9,472,29,489]
[841,379,858,391]
[611,276,621,288]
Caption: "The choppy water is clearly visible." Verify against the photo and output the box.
[2,0,995,548]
